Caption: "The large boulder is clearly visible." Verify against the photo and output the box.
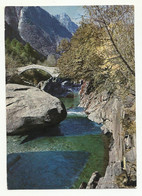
[6,84,67,134]
[37,77,81,98]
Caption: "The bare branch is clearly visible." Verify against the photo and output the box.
[97,6,135,76]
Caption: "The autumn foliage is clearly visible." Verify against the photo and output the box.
[57,5,135,96]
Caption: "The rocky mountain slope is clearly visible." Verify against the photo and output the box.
[5,6,72,56]
[55,13,78,34]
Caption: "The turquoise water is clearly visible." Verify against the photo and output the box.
[7,93,109,189]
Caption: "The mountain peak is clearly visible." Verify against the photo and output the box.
[55,13,78,34]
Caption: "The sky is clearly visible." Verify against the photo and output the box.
[41,6,85,25]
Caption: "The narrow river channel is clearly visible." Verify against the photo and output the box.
[7,90,109,189]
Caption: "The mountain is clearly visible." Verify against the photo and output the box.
[5,6,72,57]
[5,21,25,44]
[55,13,78,34]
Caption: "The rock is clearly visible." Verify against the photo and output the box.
[101,120,112,134]
[96,161,122,189]
[42,77,67,96]
[116,172,128,188]
[86,171,101,189]
[5,7,72,56]
[66,93,74,98]
[124,135,132,150]
[79,182,87,189]
[125,147,136,163]
[79,81,136,188]
[39,77,81,98]
[36,80,45,89]
[6,84,67,134]
[115,162,136,188]
[55,13,78,34]
[126,162,136,186]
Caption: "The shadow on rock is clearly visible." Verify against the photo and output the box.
[8,125,63,144]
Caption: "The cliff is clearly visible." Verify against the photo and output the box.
[79,81,136,188]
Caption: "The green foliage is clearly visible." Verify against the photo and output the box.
[57,39,71,54]
[5,38,46,83]
[11,38,17,48]
[5,38,45,67]
[57,23,105,85]
[57,5,135,96]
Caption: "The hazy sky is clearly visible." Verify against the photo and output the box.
[41,6,85,25]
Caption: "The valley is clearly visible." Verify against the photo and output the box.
[5,5,136,189]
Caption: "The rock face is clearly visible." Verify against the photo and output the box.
[55,13,78,34]
[5,6,72,56]
[86,171,101,189]
[79,81,136,188]
[37,77,81,98]
[5,21,25,44]
[6,84,67,134]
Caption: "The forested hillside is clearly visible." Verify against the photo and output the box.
[5,38,45,68]
[5,38,47,84]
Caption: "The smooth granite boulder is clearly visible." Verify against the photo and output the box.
[6,84,67,134]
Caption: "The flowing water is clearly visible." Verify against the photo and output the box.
[7,92,109,189]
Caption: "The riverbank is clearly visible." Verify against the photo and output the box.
[79,81,136,188]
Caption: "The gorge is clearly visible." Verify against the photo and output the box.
[6,75,136,189]
[7,80,109,189]
[5,5,136,189]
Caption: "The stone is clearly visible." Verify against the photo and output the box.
[86,171,101,189]
[79,182,87,189]
[96,161,122,189]
[5,7,72,57]
[6,84,67,134]
[124,135,132,149]
[41,77,81,98]
[79,81,136,189]
[125,147,136,163]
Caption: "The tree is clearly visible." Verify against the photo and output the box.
[83,5,135,95]
[57,39,70,54]
[84,5,134,76]
[11,38,18,48]
[5,38,11,54]
[15,41,24,54]
[24,43,33,55]
[5,39,45,70]
[57,24,104,83]
[57,5,135,96]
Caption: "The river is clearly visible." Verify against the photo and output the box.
[7,90,109,189]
